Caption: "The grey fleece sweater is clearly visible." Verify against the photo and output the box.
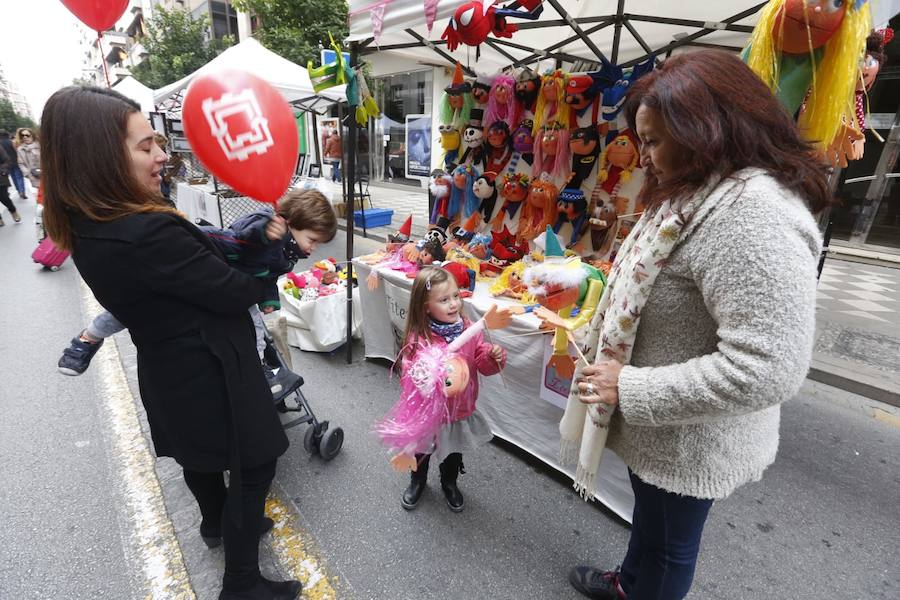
[609,168,821,500]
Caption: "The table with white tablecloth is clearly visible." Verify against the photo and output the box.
[352,259,634,522]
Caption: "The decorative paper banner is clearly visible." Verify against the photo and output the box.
[424,0,439,33]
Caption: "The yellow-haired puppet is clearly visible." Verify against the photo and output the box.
[744,0,872,156]
[489,261,536,304]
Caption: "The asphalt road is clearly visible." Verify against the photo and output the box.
[2,205,899,599]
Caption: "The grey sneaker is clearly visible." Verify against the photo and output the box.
[568,566,625,600]
[263,362,283,395]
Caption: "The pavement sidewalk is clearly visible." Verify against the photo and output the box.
[329,179,900,407]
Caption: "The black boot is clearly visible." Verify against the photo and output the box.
[401,454,430,510]
[218,575,302,599]
[439,453,465,513]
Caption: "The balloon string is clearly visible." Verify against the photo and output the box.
[97,32,111,89]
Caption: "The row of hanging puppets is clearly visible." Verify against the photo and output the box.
[428,56,654,259]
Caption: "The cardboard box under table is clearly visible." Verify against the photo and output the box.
[351,259,634,521]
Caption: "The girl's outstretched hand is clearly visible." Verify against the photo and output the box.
[484,304,514,329]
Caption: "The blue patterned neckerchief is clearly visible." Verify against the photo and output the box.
[429,317,464,343]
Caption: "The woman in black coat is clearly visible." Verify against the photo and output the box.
[41,86,300,600]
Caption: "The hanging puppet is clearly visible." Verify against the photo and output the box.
[491,172,530,232]
[553,188,589,248]
[441,1,518,54]
[510,118,535,168]
[566,124,602,191]
[587,129,642,255]
[564,73,602,128]
[483,121,513,174]
[532,70,571,135]
[743,0,872,153]
[598,57,655,126]
[518,173,559,242]
[430,169,455,230]
[851,28,893,158]
[450,163,481,222]
[473,170,500,224]
[532,125,572,184]
[524,226,605,380]
[439,63,474,131]
[484,73,521,133]
[515,67,542,117]
[439,124,461,171]
[459,124,485,167]
[470,73,495,128]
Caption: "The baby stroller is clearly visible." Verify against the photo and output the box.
[263,323,345,460]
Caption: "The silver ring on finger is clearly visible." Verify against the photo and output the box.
[585,382,595,395]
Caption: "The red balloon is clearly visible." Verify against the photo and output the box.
[183,70,299,204]
[60,0,129,32]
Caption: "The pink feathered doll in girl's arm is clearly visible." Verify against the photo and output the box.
[375,266,511,513]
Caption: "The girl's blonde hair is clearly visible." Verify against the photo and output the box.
[400,266,452,360]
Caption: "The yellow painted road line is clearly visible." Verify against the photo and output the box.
[265,490,340,600]
[82,281,195,599]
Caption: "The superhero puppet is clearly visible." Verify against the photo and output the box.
[515,67,542,116]
[484,74,522,133]
[491,172,531,232]
[566,124,602,191]
[553,188,589,248]
[439,63,474,130]
[532,124,572,184]
[511,118,535,168]
[430,169,455,230]
[473,170,500,224]
[524,226,606,380]
[441,1,519,55]
[495,0,544,20]
[532,70,571,135]
[743,0,872,154]
[483,121,513,174]
[518,173,559,242]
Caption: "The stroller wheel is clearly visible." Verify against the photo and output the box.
[319,427,344,461]
[303,424,321,455]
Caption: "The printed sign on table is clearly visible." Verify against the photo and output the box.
[540,336,577,410]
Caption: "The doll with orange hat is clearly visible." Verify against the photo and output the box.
[440,63,474,131]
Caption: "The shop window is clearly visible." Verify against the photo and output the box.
[372,69,433,186]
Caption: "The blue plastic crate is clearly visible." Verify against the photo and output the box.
[353,208,394,228]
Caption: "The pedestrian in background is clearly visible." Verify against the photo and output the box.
[40,86,301,600]
[565,50,830,600]
[0,129,26,199]
[0,141,22,225]
[15,127,41,189]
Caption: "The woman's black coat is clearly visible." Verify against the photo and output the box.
[72,211,288,473]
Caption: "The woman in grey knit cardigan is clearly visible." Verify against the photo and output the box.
[566,51,831,600]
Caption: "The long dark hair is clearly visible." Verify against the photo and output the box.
[624,50,833,213]
[42,86,176,250]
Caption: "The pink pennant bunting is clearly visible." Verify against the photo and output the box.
[372,3,387,44]
[424,0,439,34]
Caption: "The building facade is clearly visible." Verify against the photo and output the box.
[0,64,34,119]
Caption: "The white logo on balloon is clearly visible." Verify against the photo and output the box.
[202,89,274,161]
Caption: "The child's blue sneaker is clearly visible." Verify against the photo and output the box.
[58,336,104,376]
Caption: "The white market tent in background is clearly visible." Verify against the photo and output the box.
[348,0,900,73]
[152,38,347,114]
[112,75,156,115]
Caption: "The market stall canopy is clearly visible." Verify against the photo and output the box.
[152,38,346,114]
[348,0,900,72]
[112,74,155,115]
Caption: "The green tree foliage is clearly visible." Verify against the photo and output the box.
[232,0,349,68]
[0,98,36,132]
[131,7,233,89]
